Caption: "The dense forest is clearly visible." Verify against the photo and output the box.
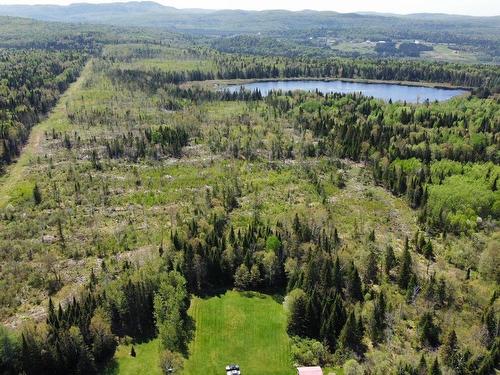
[0,13,498,375]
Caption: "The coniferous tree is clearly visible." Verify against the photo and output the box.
[368,229,376,242]
[346,262,363,302]
[33,183,42,205]
[356,315,365,349]
[332,257,344,294]
[57,218,66,251]
[320,310,337,350]
[287,289,308,337]
[384,245,396,277]
[339,310,363,354]
[417,312,441,348]
[398,244,413,290]
[370,291,386,344]
[441,329,458,370]
[365,249,379,285]
[321,293,346,350]
[418,354,428,375]
[481,306,498,348]
[477,338,499,375]
[429,358,442,375]
[436,277,447,308]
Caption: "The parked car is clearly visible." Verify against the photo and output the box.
[225,364,241,375]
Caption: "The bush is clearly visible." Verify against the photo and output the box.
[343,359,365,375]
[159,350,184,375]
[478,235,500,283]
[290,336,329,366]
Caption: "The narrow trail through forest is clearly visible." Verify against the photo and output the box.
[0,60,92,208]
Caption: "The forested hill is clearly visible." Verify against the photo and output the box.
[0,1,498,39]
[0,16,190,50]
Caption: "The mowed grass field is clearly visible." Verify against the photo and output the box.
[105,339,162,375]
[107,291,293,375]
[184,291,294,375]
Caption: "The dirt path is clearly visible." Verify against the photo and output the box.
[0,60,92,208]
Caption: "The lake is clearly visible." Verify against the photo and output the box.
[224,80,468,103]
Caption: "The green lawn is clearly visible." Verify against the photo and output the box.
[184,291,294,375]
[106,291,293,375]
[104,339,162,375]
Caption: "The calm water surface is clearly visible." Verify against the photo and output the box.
[225,80,467,103]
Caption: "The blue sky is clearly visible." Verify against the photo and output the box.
[0,0,498,16]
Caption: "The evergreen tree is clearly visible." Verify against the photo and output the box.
[332,257,344,293]
[33,183,42,205]
[287,289,308,337]
[481,306,498,348]
[331,293,347,337]
[321,293,346,350]
[346,262,363,302]
[477,338,499,375]
[423,241,434,262]
[320,311,337,350]
[417,312,441,348]
[384,245,396,277]
[0,326,20,375]
[365,249,379,284]
[370,291,386,344]
[417,354,428,375]
[368,229,376,242]
[441,329,458,370]
[398,245,413,290]
[429,358,442,375]
[436,277,447,308]
[339,310,360,353]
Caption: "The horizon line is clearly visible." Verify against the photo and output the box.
[0,1,499,18]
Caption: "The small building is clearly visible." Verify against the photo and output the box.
[297,366,323,375]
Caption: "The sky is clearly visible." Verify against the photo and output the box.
[0,0,498,17]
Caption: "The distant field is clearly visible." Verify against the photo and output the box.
[420,44,479,64]
[184,291,294,375]
[329,41,376,55]
[102,43,217,73]
[328,40,483,64]
[127,58,217,73]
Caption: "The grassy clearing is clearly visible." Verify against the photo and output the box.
[184,291,293,375]
[105,339,162,375]
[128,59,217,72]
[107,291,293,375]
[421,44,479,64]
[330,41,375,55]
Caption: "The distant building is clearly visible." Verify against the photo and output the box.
[297,366,323,375]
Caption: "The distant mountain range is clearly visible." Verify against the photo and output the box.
[0,1,498,38]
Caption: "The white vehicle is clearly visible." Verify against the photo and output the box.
[225,364,241,375]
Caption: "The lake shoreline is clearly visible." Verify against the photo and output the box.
[212,78,469,102]
[185,77,472,92]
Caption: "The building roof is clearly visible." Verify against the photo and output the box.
[297,366,323,375]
